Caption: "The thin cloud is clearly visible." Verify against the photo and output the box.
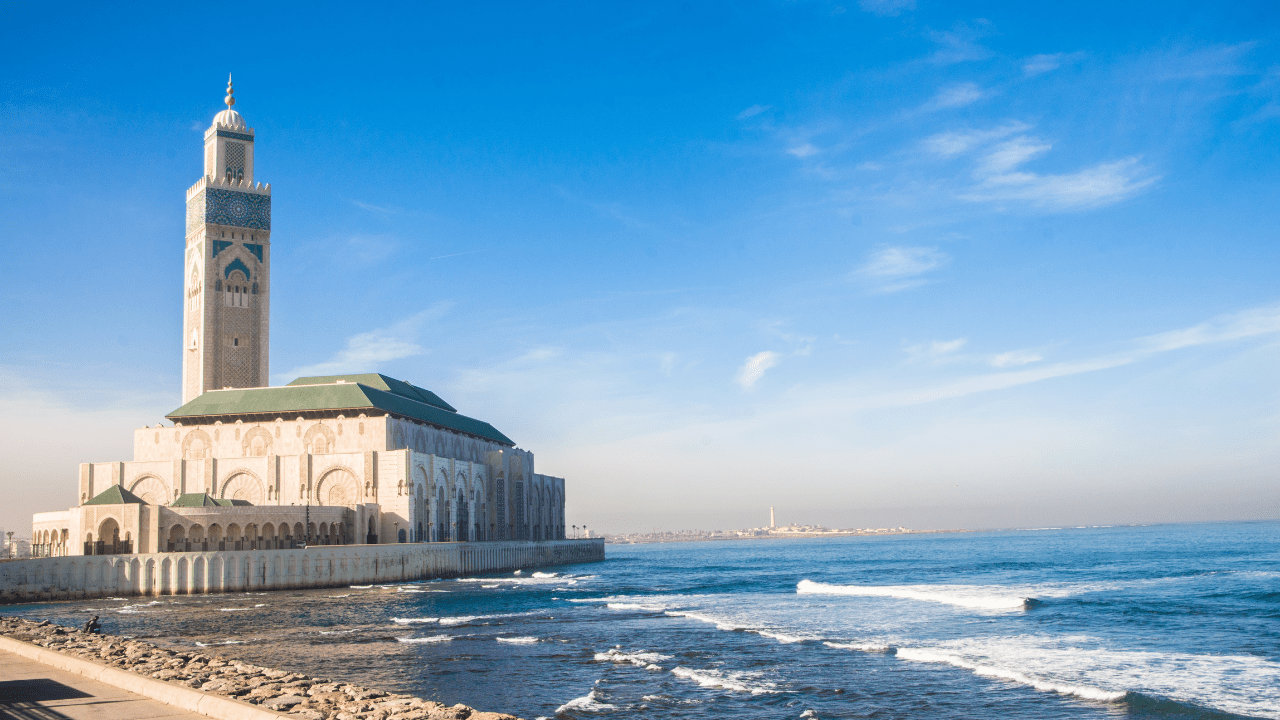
[737,351,780,388]
[737,104,772,119]
[1139,305,1280,352]
[277,307,449,381]
[976,136,1052,174]
[927,21,995,65]
[926,83,986,110]
[853,246,949,293]
[991,349,1044,367]
[350,199,400,216]
[859,0,915,17]
[963,157,1158,209]
[788,143,820,158]
[1023,51,1086,77]
[906,338,968,363]
[922,122,1030,157]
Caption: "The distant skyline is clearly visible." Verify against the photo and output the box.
[2,1,1278,534]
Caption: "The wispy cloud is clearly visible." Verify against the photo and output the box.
[788,142,820,158]
[925,83,986,110]
[1138,305,1280,352]
[906,338,967,363]
[991,349,1044,367]
[737,104,772,119]
[1022,51,1086,77]
[927,21,995,65]
[737,351,780,388]
[963,156,1158,209]
[277,307,448,381]
[923,123,1160,209]
[922,122,1030,157]
[349,199,401,217]
[859,0,914,17]
[853,246,948,293]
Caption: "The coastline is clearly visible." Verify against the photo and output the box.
[604,528,972,545]
[0,616,521,720]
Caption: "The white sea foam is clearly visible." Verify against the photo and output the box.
[670,666,778,695]
[496,636,539,644]
[219,607,251,612]
[438,611,542,626]
[396,635,451,644]
[594,647,672,669]
[896,648,1126,702]
[482,584,499,589]
[606,602,666,612]
[797,579,1031,611]
[892,635,1280,718]
[800,711,817,719]
[318,629,357,635]
[392,617,439,625]
[757,629,818,644]
[116,600,164,614]
[824,641,892,653]
[195,640,246,647]
[350,585,372,589]
[326,594,351,598]
[664,610,744,631]
[555,689,615,713]
[532,571,557,578]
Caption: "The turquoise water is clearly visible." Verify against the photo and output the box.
[6,522,1278,719]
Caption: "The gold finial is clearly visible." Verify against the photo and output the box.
[224,73,235,108]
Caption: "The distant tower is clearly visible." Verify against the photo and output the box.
[181,75,272,403]
[770,506,775,529]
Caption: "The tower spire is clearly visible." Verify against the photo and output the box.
[224,73,235,108]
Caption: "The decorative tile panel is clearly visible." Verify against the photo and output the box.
[212,240,233,257]
[224,257,251,280]
[216,130,255,142]
[185,191,206,234]
[203,188,271,231]
[244,243,264,262]
[224,142,245,175]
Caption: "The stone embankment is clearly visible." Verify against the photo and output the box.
[0,616,520,720]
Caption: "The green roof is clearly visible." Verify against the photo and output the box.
[286,374,456,413]
[171,493,246,507]
[85,485,145,506]
[166,374,514,446]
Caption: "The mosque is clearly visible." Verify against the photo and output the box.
[30,79,567,558]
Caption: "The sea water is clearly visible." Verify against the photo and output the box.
[5,522,1278,719]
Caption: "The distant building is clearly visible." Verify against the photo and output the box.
[30,78,568,558]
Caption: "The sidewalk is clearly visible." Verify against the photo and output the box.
[0,646,207,720]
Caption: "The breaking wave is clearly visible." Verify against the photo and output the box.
[797,579,1032,611]
[670,666,779,695]
[396,635,452,644]
[594,647,672,670]
[555,689,616,713]
[895,648,1126,702]
[496,636,539,644]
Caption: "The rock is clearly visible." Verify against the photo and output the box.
[312,692,350,705]
[469,714,519,720]
[264,695,307,710]
[248,684,284,698]
[151,669,184,680]
[427,704,472,720]
[287,711,325,720]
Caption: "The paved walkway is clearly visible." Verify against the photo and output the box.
[0,647,206,720]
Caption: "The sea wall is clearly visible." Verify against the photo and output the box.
[0,539,604,603]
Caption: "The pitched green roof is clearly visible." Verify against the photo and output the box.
[171,493,246,507]
[85,485,145,506]
[286,374,456,413]
[166,375,514,446]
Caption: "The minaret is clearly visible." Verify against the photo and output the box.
[181,75,272,404]
[770,506,775,529]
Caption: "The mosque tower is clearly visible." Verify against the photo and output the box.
[181,75,271,403]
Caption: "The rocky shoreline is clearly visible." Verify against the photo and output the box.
[0,616,521,720]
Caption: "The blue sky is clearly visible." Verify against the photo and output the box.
[2,1,1278,534]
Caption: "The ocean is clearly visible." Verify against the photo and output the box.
[4,522,1278,719]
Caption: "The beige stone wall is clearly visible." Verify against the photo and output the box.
[0,539,606,603]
